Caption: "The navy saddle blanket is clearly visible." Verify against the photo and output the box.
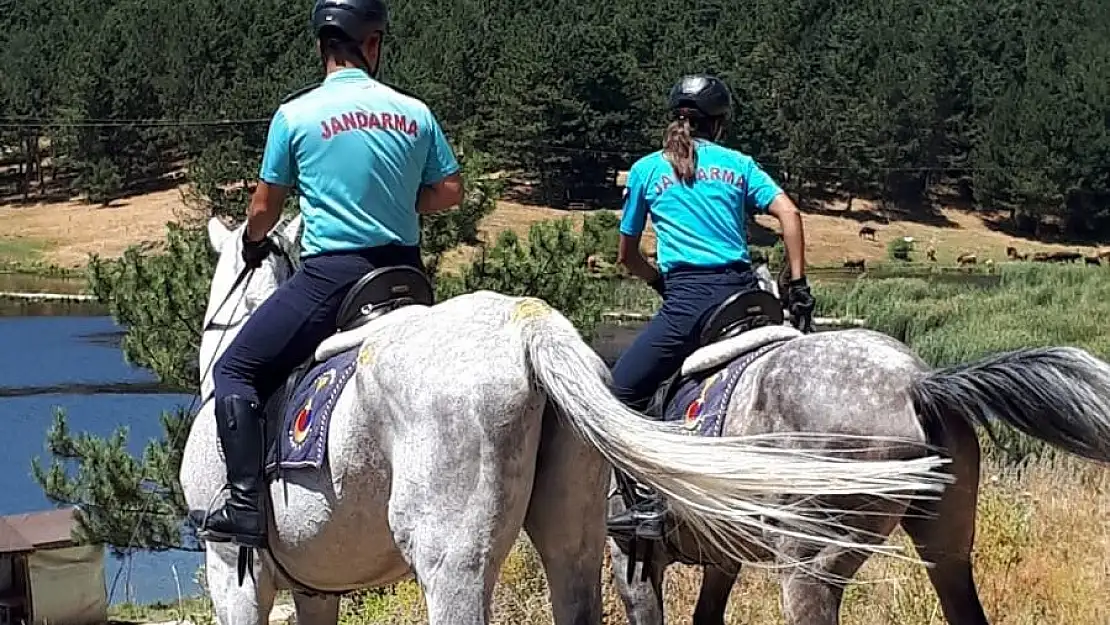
[264,347,360,473]
[660,341,785,437]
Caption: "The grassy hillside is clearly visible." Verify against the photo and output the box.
[2,186,1106,274]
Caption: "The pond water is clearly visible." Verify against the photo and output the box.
[0,304,201,606]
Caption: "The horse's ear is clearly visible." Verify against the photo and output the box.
[280,213,302,245]
[207,217,233,251]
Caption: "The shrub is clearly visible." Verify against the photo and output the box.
[886,237,913,262]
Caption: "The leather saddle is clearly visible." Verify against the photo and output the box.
[646,288,785,418]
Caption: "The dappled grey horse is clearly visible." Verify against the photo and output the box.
[606,280,1110,625]
[180,215,953,625]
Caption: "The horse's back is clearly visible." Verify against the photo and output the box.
[726,328,929,445]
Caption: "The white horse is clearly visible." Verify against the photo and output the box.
[181,214,953,625]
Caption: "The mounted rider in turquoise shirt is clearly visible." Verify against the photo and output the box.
[606,74,815,541]
[199,0,463,548]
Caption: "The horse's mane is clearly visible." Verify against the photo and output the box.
[272,213,304,263]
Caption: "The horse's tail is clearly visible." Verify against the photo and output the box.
[910,346,1110,463]
[513,299,952,564]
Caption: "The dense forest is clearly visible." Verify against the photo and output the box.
[1,0,1109,236]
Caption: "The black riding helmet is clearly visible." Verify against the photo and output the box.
[311,0,389,76]
[312,0,389,41]
[667,74,733,120]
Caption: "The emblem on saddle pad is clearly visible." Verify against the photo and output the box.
[682,370,727,431]
[291,399,314,447]
[289,369,337,448]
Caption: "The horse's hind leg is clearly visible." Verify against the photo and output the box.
[292,592,339,625]
[900,419,990,625]
[205,545,277,625]
[388,397,543,624]
[779,501,903,624]
[779,548,868,625]
[692,565,739,625]
[524,404,607,625]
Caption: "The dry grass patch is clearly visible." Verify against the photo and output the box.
[450,199,1108,272]
[438,202,653,273]
[756,202,1108,267]
[0,187,187,268]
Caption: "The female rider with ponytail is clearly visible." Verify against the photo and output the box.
[607,74,815,541]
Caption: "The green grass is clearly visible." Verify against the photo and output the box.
[814,262,1110,464]
[815,263,1110,366]
[0,236,44,264]
[0,236,83,277]
[604,277,658,313]
[109,597,213,624]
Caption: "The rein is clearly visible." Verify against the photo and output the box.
[197,241,297,413]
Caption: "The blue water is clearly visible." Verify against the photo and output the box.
[0,315,203,605]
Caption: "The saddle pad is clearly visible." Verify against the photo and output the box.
[681,324,801,377]
[664,340,787,437]
[266,347,360,472]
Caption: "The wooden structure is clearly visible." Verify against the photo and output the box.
[0,508,106,625]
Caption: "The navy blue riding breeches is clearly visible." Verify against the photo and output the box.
[213,245,423,407]
[610,263,759,411]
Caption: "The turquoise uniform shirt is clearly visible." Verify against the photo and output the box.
[620,140,783,274]
[259,68,460,257]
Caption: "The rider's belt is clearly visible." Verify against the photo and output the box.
[664,260,752,278]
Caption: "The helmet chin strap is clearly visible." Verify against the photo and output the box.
[368,37,384,78]
[319,33,383,78]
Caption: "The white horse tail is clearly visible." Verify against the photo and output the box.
[911,346,1110,463]
[511,299,953,564]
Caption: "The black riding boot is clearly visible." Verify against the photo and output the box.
[199,395,267,548]
[607,473,666,541]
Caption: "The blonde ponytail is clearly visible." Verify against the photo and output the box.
[662,118,697,185]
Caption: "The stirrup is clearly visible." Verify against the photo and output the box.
[196,508,264,588]
[607,501,666,542]
[609,497,666,584]
[608,477,667,541]
[196,486,266,548]
[197,523,266,548]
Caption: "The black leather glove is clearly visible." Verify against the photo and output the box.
[786,276,816,331]
[241,233,273,269]
[647,273,665,297]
